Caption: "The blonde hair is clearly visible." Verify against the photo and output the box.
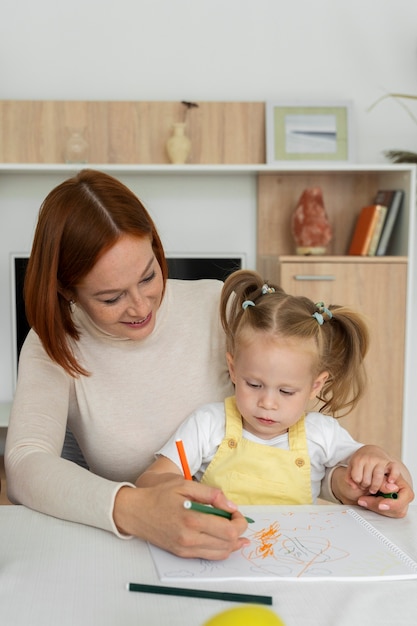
[220,269,369,417]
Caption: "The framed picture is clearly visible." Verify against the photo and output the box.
[266,101,353,164]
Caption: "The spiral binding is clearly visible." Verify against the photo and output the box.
[347,508,417,575]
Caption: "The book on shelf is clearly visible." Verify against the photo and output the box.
[348,204,387,256]
[373,189,404,256]
[367,204,388,256]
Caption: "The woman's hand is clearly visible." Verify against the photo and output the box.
[331,445,414,518]
[113,476,249,559]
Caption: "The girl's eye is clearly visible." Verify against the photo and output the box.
[280,389,295,396]
[247,381,261,389]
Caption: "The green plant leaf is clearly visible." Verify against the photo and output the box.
[368,93,417,125]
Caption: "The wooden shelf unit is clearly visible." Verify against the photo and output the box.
[256,165,416,459]
[257,167,411,260]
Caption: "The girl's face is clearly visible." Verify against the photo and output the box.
[227,332,328,440]
[72,234,164,341]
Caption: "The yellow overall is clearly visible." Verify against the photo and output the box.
[201,396,313,504]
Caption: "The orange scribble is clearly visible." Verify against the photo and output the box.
[252,522,281,559]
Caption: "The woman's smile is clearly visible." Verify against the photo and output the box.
[122,312,152,328]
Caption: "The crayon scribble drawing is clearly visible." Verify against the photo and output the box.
[248,521,281,558]
[240,517,350,578]
[148,507,417,581]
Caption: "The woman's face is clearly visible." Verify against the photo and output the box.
[73,234,164,340]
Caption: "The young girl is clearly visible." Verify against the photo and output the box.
[137,269,410,508]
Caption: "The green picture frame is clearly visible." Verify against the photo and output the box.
[266,101,353,164]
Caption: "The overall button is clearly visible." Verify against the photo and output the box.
[295,457,305,467]
[228,438,237,449]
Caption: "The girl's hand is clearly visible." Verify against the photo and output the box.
[113,476,249,559]
[346,445,402,494]
[331,445,414,518]
[356,474,413,518]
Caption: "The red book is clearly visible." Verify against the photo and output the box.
[348,205,386,256]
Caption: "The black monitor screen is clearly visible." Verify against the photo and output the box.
[167,256,243,282]
[11,254,244,365]
[13,256,29,362]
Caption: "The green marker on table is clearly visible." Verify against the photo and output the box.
[183,500,255,523]
[127,582,272,605]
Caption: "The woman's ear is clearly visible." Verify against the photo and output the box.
[58,285,75,304]
[310,371,329,399]
[226,352,236,384]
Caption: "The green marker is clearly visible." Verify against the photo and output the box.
[183,500,255,523]
[375,491,398,499]
[127,582,272,605]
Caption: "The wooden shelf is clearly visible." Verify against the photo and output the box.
[257,168,413,259]
[0,162,412,174]
[270,255,408,263]
[0,100,265,165]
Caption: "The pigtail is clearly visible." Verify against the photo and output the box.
[316,306,369,416]
[220,270,260,348]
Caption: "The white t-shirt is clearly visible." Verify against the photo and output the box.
[156,402,363,502]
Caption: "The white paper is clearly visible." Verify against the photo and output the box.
[149,507,417,581]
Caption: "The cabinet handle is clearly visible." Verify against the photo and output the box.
[293,275,336,281]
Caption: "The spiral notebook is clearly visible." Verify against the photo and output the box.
[149,507,417,581]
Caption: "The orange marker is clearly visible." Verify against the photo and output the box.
[175,439,192,480]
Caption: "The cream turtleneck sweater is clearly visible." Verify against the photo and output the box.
[5,279,233,535]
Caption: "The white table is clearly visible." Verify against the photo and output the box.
[1,504,417,626]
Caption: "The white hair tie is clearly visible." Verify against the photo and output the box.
[242,300,255,310]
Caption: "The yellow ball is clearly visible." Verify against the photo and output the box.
[202,605,285,626]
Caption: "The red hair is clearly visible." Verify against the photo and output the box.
[24,169,168,377]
